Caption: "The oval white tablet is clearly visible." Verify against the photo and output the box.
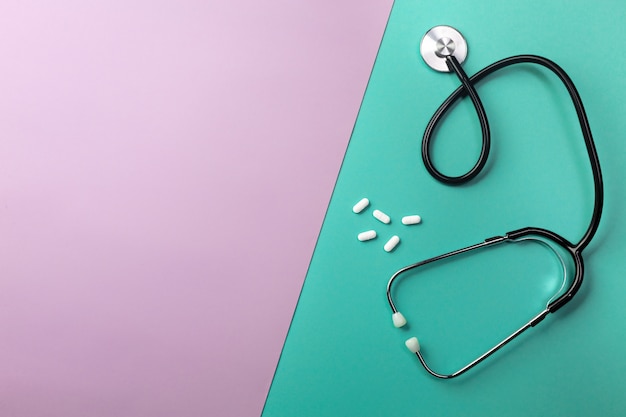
[402,215,422,225]
[384,235,400,252]
[373,209,391,224]
[352,198,370,213]
[357,230,377,242]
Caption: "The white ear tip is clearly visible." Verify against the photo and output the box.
[392,312,407,328]
[405,337,420,353]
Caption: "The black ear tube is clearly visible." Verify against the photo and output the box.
[505,227,582,313]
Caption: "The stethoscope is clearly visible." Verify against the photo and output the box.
[386,26,604,379]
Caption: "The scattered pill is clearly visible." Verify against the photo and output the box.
[357,230,377,241]
[384,235,400,252]
[402,215,422,225]
[352,198,370,214]
[373,209,391,224]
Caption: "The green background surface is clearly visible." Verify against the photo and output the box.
[263,1,626,415]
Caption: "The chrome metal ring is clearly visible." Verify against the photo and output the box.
[420,25,468,72]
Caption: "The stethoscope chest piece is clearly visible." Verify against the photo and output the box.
[420,25,468,72]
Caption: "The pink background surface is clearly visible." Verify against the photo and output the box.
[0,1,392,416]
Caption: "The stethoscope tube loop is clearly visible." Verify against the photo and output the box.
[422,55,491,184]
[421,54,603,251]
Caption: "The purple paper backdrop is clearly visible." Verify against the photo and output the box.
[0,1,392,416]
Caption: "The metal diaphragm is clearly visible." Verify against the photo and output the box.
[420,25,468,72]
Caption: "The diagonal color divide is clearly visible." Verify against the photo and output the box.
[352,197,421,253]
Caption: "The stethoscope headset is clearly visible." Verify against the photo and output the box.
[386,26,604,379]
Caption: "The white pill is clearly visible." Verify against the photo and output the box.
[402,215,422,225]
[373,209,391,224]
[357,230,377,242]
[384,235,400,252]
[405,337,420,353]
[352,198,370,213]
[392,312,407,328]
